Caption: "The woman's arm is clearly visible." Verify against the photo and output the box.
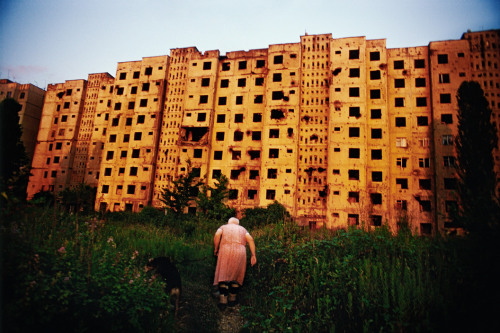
[245,233,257,266]
[214,228,223,256]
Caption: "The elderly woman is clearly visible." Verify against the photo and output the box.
[213,217,257,309]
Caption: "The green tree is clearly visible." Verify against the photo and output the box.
[58,183,97,213]
[197,173,234,221]
[160,161,202,215]
[0,98,30,204]
[455,81,499,232]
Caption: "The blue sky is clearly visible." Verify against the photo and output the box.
[1,0,499,89]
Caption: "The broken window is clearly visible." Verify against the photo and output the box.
[269,149,279,158]
[249,170,259,179]
[274,55,283,64]
[130,167,138,176]
[247,189,257,200]
[252,131,261,141]
[441,114,453,124]
[371,215,382,226]
[116,87,124,95]
[419,158,430,168]
[199,95,208,104]
[349,127,360,137]
[217,114,226,123]
[132,149,140,158]
[216,132,225,141]
[437,54,448,64]
[271,109,285,119]
[266,189,276,200]
[370,51,380,61]
[372,171,383,182]
[349,50,360,60]
[101,185,109,194]
[255,78,264,86]
[256,59,265,68]
[119,73,126,80]
[349,87,360,97]
[349,107,361,118]
[269,129,279,138]
[349,68,360,77]
[443,156,455,167]
[233,131,243,141]
[348,192,359,203]
[371,149,382,160]
[417,116,429,126]
[144,67,153,75]
[440,94,451,103]
[203,61,212,70]
[127,185,136,195]
[332,67,342,76]
[396,200,408,211]
[106,151,114,160]
[253,113,262,123]
[273,73,282,82]
[371,193,382,205]
[349,148,360,159]
[348,169,359,180]
[439,74,450,83]
[222,62,230,71]
[370,70,381,80]
[218,97,227,105]
[395,117,406,127]
[395,98,405,107]
[394,60,404,69]
[214,151,223,160]
[420,200,431,212]
[142,83,150,91]
[415,59,425,68]
[201,78,210,87]
[442,135,454,145]
[212,169,221,178]
[416,97,427,107]
[371,128,382,139]
[238,61,247,70]
[395,78,405,88]
[267,168,278,179]
[397,157,408,168]
[254,95,263,103]
[418,178,432,190]
[231,169,243,180]
[238,78,246,87]
[232,150,241,160]
[396,178,408,189]
[109,134,117,143]
[249,150,260,160]
[348,214,359,226]
[445,200,458,213]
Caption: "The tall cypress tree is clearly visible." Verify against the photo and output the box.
[455,81,499,232]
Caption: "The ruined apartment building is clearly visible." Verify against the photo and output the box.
[26,30,500,235]
[0,79,46,159]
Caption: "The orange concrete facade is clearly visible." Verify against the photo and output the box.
[26,30,500,235]
[0,80,46,159]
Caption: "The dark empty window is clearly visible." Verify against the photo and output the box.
[371,193,382,205]
[394,60,404,69]
[102,185,109,193]
[199,95,208,104]
[349,87,360,97]
[274,55,283,64]
[116,87,124,95]
[193,149,202,158]
[212,169,221,178]
[371,128,382,139]
[144,67,152,75]
[229,190,238,200]
[137,115,145,124]
[439,74,450,83]
[132,149,140,158]
[216,132,225,141]
[254,95,263,103]
[441,114,453,124]
[269,129,279,138]
[119,72,126,80]
[127,185,136,195]
[349,49,360,59]
[416,97,427,107]
[371,109,381,119]
[370,89,381,99]
[218,97,227,105]
[197,113,206,122]
[440,94,451,103]
[253,113,262,122]
[395,98,405,107]
[129,167,138,176]
[232,150,241,160]
[256,59,265,68]
[267,168,278,179]
[415,78,426,87]
[216,114,226,123]
[417,116,428,126]
[222,62,230,71]
[396,178,408,189]
[437,54,448,64]
[349,107,361,118]
[444,178,457,190]
[372,171,383,182]
[234,114,243,123]
[238,78,246,87]
[273,73,282,82]
[370,51,380,61]
[395,79,405,88]
[214,151,222,160]
[348,169,359,180]
[248,189,257,200]
[140,99,148,107]
[349,127,360,137]
[203,61,212,70]
[349,148,360,158]
[370,70,381,80]
[238,61,247,70]
[134,132,142,141]
[348,192,360,203]
[415,59,425,68]
[349,68,360,77]
[249,170,259,179]
[371,149,382,160]
[395,117,406,127]
[266,190,276,200]
[220,79,229,88]
[233,131,243,141]
[114,103,122,110]
[269,149,279,158]
[201,78,210,87]
[272,91,284,100]
[133,71,140,79]
[255,78,264,86]
[252,131,261,140]
[249,150,260,160]
[142,83,150,91]
[235,96,243,105]
[112,118,119,126]
[419,179,432,190]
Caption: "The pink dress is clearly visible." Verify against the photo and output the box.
[213,223,249,286]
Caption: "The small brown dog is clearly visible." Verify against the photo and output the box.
[145,257,182,316]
